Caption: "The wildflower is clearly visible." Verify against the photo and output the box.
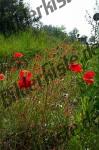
[18,70,32,89]
[53,79,61,85]
[69,63,83,73]
[34,54,42,62]
[0,73,5,80]
[33,64,42,75]
[10,67,17,72]
[13,52,24,59]
[83,71,95,85]
[48,51,56,59]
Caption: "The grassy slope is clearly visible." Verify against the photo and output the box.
[0,30,99,149]
[0,29,62,56]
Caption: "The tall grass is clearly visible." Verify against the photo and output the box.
[0,29,62,56]
[0,29,99,149]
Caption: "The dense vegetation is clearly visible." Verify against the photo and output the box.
[0,29,99,149]
[0,0,99,149]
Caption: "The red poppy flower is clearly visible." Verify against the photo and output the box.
[83,71,95,85]
[69,63,83,73]
[18,70,32,89]
[13,52,24,59]
[0,74,5,80]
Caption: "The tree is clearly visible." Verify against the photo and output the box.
[0,0,32,35]
[89,36,95,43]
[41,25,67,40]
[85,0,99,43]
[78,35,88,44]
[69,28,79,41]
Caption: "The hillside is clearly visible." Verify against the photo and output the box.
[0,29,99,149]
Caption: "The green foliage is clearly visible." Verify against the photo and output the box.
[0,0,32,35]
[0,29,62,56]
[69,28,79,42]
[0,31,99,149]
[41,25,67,40]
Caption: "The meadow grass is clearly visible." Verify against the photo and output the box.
[0,31,99,149]
[0,29,62,56]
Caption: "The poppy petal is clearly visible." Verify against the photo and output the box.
[69,63,83,73]
[0,74,5,81]
[19,70,25,78]
[83,71,95,85]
